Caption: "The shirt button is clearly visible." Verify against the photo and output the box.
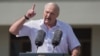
[47,45,53,53]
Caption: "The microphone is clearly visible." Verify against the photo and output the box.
[52,30,63,48]
[35,30,46,48]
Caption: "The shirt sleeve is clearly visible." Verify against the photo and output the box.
[67,25,81,51]
[16,21,32,37]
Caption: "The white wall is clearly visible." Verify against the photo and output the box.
[0,1,100,25]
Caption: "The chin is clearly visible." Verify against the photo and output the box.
[44,20,49,23]
[44,21,51,25]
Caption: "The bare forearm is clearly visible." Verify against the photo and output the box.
[9,16,27,35]
[71,46,81,56]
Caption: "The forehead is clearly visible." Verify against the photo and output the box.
[44,4,58,13]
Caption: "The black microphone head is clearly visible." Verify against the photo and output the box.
[52,30,63,47]
[35,30,46,47]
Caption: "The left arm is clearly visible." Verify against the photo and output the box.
[71,46,81,56]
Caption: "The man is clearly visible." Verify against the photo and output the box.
[9,2,81,56]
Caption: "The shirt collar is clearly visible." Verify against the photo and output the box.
[40,19,61,30]
[41,19,60,27]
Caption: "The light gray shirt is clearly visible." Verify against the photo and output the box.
[17,19,80,53]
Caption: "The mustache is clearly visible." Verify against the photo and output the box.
[46,17,51,20]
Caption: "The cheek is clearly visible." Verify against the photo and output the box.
[43,14,46,18]
[51,16,56,19]
[43,13,47,17]
[51,17,56,22]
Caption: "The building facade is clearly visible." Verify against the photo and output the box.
[0,0,100,56]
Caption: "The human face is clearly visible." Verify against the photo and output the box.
[43,5,59,27]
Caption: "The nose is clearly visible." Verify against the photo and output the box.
[47,13,51,18]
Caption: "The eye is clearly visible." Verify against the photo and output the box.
[51,13,55,15]
[46,11,49,13]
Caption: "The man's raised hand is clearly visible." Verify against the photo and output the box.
[25,4,36,19]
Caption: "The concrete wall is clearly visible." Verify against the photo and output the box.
[0,1,100,25]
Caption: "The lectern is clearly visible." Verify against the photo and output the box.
[19,52,70,56]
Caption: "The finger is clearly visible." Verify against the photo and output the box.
[32,4,35,10]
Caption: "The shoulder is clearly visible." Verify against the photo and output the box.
[25,19,43,24]
[57,20,72,29]
[23,19,43,27]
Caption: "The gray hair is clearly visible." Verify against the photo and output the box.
[44,2,60,15]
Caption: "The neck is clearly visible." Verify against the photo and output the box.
[45,20,57,29]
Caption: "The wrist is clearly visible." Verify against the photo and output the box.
[24,15,29,20]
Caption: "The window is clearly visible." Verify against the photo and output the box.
[73,28,91,56]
